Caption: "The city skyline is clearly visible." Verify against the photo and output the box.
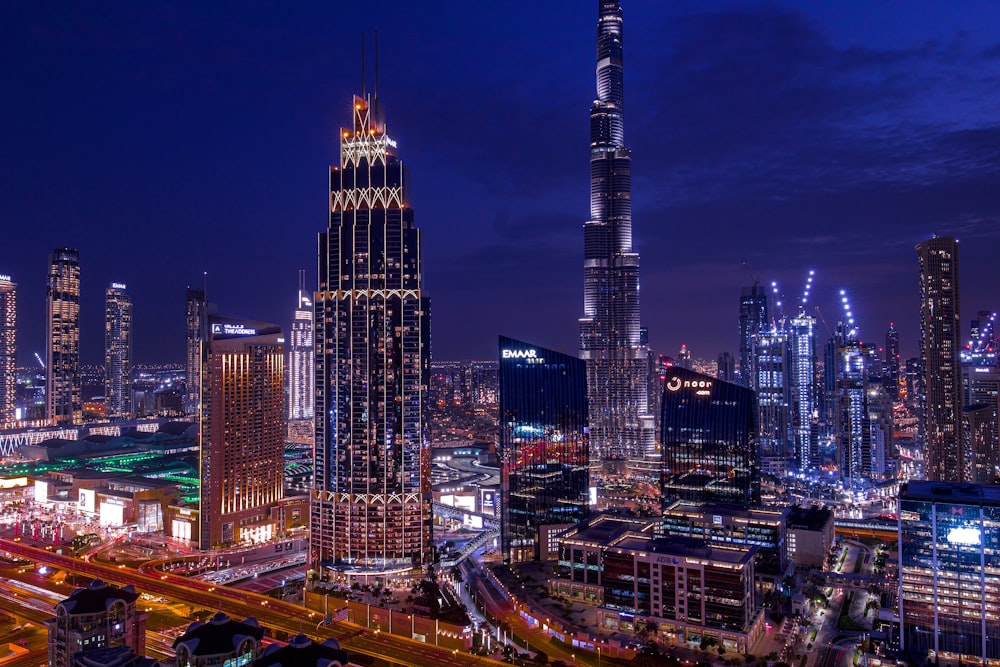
[3,2,1000,367]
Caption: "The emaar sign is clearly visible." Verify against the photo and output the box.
[502,349,537,360]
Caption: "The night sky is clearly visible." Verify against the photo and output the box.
[3,1,999,367]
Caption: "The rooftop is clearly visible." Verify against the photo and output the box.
[172,612,265,656]
[901,480,1000,505]
[57,579,139,615]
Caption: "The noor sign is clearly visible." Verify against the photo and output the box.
[665,375,713,396]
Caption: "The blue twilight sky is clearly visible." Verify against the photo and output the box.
[2,1,999,366]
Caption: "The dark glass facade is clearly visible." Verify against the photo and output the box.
[899,481,1000,665]
[499,336,589,562]
[661,367,760,508]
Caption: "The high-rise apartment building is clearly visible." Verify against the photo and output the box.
[310,92,432,578]
[661,367,759,507]
[288,274,314,421]
[754,328,791,475]
[835,340,871,489]
[46,248,81,425]
[579,0,656,487]
[184,287,212,415]
[788,310,818,469]
[738,282,769,388]
[104,282,132,419]
[499,336,589,562]
[916,236,964,481]
[885,323,900,400]
[899,481,1000,666]
[0,275,15,425]
[199,315,284,549]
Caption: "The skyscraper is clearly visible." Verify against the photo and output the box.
[885,323,900,400]
[310,91,432,578]
[835,340,871,489]
[0,275,15,426]
[499,336,589,562]
[916,236,964,481]
[717,351,735,383]
[738,282,769,388]
[755,328,791,475]
[288,272,314,421]
[788,310,818,469]
[579,0,655,487]
[104,282,133,419]
[661,366,760,507]
[199,315,284,549]
[184,287,210,415]
[46,248,81,425]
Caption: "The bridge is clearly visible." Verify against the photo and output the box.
[439,529,500,569]
[433,501,499,529]
[834,518,897,541]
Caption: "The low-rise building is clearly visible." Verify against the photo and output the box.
[662,500,790,587]
[252,633,350,666]
[553,514,764,652]
[172,612,265,667]
[46,580,148,667]
[786,506,834,568]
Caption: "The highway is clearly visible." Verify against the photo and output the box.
[1,539,507,667]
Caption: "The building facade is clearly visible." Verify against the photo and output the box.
[660,367,759,508]
[0,275,14,426]
[738,282,769,388]
[47,247,81,425]
[578,0,656,487]
[885,323,900,400]
[199,315,284,549]
[104,282,133,419]
[916,236,964,481]
[553,514,763,652]
[288,275,314,421]
[184,288,210,415]
[899,481,1000,666]
[310,92,432,577]
[499,336,589,562]
[788,311,817,470]
[45,580,147,667]
[835,341,872,489]
[754,328,791,476]
[661,500,788,583]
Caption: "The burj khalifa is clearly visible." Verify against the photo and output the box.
[579,0,656,493]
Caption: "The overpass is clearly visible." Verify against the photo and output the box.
[0,538,505,667]
[439,529,500,569]
[433,501,499,529]
[834,518,897,541]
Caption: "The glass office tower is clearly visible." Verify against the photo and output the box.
[899,481,1000,666]
[499,336,589,562]
[661,367,760,508]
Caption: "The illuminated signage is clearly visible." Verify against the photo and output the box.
[111,282,127,290]
[0,275,10,282]
[713,514,723,526]
[503,349,537,359]
[947,526,981,546]
[975,367,992,373]
[212,322,258,336]
[666,376,713,396]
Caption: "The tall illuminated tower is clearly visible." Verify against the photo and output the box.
[104,282,133,419]
[738,282,769,388]
[310,91,432,578]
[288,272,313,420]
[579,0,655,487]
[46,248,80,425]
[199,315,284,548]
[916,236,963,481]
[788,310,817,469]
[0,275,14,425]
[184,287,209,415]
[885,323,900,400]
